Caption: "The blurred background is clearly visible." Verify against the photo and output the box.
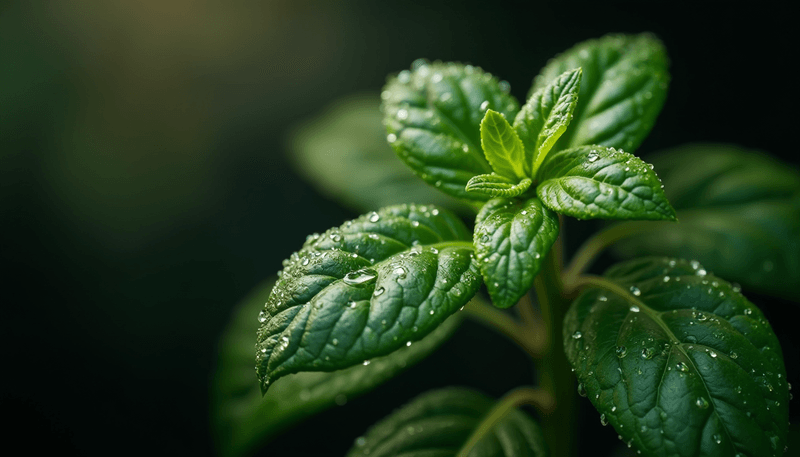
[2,1,797,455]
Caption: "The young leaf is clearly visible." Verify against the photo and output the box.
[530,34,669,153]
[383,60,520,201]
[256,204,481,392]
[347,388,548,457]
[289,93,467,214]
[465,173,531,198]
[514,68,582,176]
[610,144,800,299]
[474,197,559,309]
[564,257,789,457]
[480,109,527,180]
[213,278,463,457]
[536,145,676,221]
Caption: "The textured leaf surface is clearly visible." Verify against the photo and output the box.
[347,387,549,457]
[474,197,559,309]
[480,109,526,180]
[514,68,582,175]
[536,145,676,220]
[531,34,668,153]
[564,257,789,457]
[383,60,520,201]
[289,93,466,213]
[256,204,480,391]
[611,144,800,299]
[213,279,463,457]
[465,173,531,198]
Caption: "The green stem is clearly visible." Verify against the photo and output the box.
[456,387,555,457]
[535,236,578,457]
[463,300,543,358]
[562,222,651,287]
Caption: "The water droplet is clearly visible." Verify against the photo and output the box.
[641,347,653,359]
[362,360,371,366]
[630,305,640,313]
[393,266,406,276]
[744,308,752,315]
[577,383,587,397]
[616,346,628,358]
[709,350,717,358]
[405,341,412,347]
[598,295,608,302]
[663,275,670,282]
[343,268,378,286]
[572,331,583,340]
[676,362,688,372]
[373,287,386,297]
[258,311,267,323]
[429,247,439,254]
[534,253,541,259]
[630,286,641,296]
[696,397,709,409]
[355,437,366,447]
[480,100,489,110]
[713,434,722,445]
[429,309,435,315]
[332,338,339,346]
[600,414,608,426]
[439,92,452,102]
[587,152,599,162]
[696,268,707,277]
[690,260,701,270]
[480,234,490,243]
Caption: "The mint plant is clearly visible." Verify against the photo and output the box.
[214,33,796,457]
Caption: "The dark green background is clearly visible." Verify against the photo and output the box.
[2,1,797,455]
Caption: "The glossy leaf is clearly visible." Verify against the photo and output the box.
[536,145,676,221]
[213,278,463,457]
[480,109,526,180]
[530,34,669,153]
[347,387,549,457]
[564,257,789,457]
[474,197,559,309]
[383,60,520,201]
[513,68,582,176]
[611,144,800,299]
[256,204,481,391]
[465,173,531,198]
[288,93,467,214]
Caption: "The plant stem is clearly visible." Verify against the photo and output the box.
[463,300,543,358]
[535,235,578,457]
[562,222,651,287]
[456,387,555,457]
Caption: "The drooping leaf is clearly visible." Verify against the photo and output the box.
[213,278,464,457]
[611,144,800,299]
[465,173,531,198]
[288,93,467,214]
[347,387,549,457]
[480,109,526,180]
[514,68,582,176]
[530,34,669,153]
[474,197,559,309]
[564,257,789,457]
[256,204,481,391]
[383,60,520,201]
[536,145,676,221]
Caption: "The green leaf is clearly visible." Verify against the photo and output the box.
[536,145,676,221]
[530,34,669,153]
[480,109,526,180]
[514,68,582,176]
[256,204,481,391]
[212,278,464,457]
[288,93,468,214]
[347,387,549,457]
[611,144,800,299]
[383,60,520,201]
[474,197,559,308]
[564,257,789,457]
[465,173,531,198]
